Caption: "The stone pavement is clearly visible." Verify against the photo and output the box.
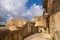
[24,33,51,40]
[56,31,60,40]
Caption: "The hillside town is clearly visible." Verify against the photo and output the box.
[0,0,60,40]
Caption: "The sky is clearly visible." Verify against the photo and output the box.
[26,0,42,9]
[0,0,43,21]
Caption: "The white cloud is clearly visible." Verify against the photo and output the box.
[29,4,43,16]
[0,0,43,21]
[1,0,28,11]
[0,0,28,20]
[24,4,43,20]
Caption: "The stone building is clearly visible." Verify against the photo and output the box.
[31,16,46,33]
[43,0,60,40]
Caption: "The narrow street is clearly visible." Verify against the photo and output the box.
[24,33,51,40]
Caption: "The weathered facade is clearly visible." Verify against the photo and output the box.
[43,0,60,40]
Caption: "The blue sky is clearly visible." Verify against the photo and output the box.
[26,0,42,9]
[0,0,43,21]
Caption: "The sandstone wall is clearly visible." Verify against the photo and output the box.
[54,0,60,40]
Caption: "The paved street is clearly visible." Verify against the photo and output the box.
[24,33,51,40]
[56,31,60,40]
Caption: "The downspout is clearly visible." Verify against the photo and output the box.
[52,0,57,40]
[52,13,57,40]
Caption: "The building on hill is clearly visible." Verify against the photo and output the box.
[6,18,27,31]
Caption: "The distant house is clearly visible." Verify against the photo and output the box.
[0,22,6,27]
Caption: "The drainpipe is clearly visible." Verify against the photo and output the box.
[50,0,58,40]
[52,13,57,40]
